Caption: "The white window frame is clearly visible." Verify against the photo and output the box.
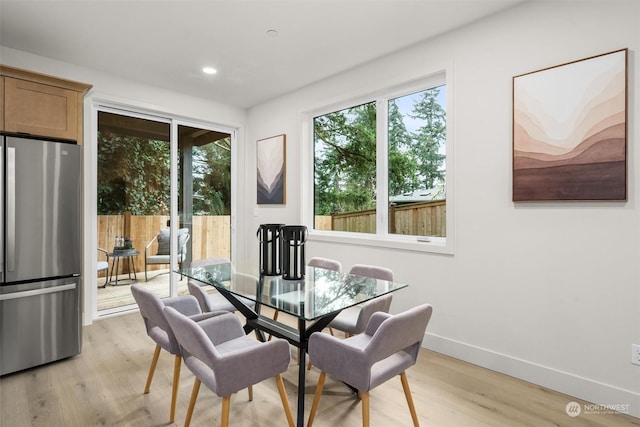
[300,68,454,255]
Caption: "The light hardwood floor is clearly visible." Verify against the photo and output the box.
[1,309,638,427]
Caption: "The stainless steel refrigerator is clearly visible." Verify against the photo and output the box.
[0,134,82,376]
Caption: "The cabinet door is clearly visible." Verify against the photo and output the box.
[4,77,78,141]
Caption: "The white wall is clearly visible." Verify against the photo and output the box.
[0,46,248,325]
[2,0,639,417]
[246,1,640,417]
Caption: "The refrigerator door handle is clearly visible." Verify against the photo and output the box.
[0,283,77,301]
[0,142,3,279]
[7,146,15,272]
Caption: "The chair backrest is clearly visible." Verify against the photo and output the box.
[163,306,250,397]
[348,264,393,281]
[345,264,395,332]
[231,272,259,295]
[163,306,221,368]
[308,257,342,273]
[97,249,109,272]
[188,257,232,311]
[187,280,212,312]
[131,284,180,354]
[177,228,190,257]
[355,293,393,330]
[155,228,190,257]
[365,304,433,365]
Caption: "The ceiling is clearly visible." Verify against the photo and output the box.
[0,0,525,109]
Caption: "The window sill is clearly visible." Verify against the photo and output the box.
[307,230,453,255]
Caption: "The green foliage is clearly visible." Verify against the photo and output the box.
[190,138,231,215]
[409,88,446,189]
[314,103,377,215]
[97,133,170,215]
[314,87,446,216]
[98,133,231,216]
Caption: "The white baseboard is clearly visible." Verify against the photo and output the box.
[424,332,640,419]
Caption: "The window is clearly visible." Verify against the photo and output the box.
[308,72,451,253]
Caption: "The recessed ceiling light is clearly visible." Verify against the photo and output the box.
[202,67,217,75]
[266,29,278,38]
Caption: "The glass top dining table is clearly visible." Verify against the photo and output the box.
[178,261,408,427]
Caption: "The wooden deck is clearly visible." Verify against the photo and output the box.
[97,269,188,312]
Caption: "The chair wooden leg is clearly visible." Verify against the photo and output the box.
[268,310,280,341]
[184,378,201,427]
[144,344,161,393]
[307,371,326,427]
[275,374,295,427]
[361,391,370,427]
[400,371,420,426]
[221,395,231,427]
[170,354,182,422]
[248,385,253,401]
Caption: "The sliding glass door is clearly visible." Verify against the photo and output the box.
[178,124,232,268]
[95,108,233,315]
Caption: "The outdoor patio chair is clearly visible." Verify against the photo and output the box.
[144,228,190,281]
[97,248,110,288]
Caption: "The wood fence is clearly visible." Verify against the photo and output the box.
[316,200,446,236]
[98,213,230,277]
[99,200,444,278]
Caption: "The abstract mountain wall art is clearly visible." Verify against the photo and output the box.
[257,134,286,204]
[513,49,627,201]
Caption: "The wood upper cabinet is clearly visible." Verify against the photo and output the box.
[0,65,92,144]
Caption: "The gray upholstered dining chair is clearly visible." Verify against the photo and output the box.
[308,256,343,273]
[144,228,190,281]
[187,257,257,313]
[328,264,394,337]
[272,256,342,323]
[163,306,295,427]
[187,270,258,312]
[130,284,219,423]
[307,304,433,427]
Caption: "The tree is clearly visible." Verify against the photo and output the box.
[190,138,231,215]
[313,87,446,216]
[388,99,420,196]
[314,103,377,215]
[410,88,446,189]
[97,132,170,215]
